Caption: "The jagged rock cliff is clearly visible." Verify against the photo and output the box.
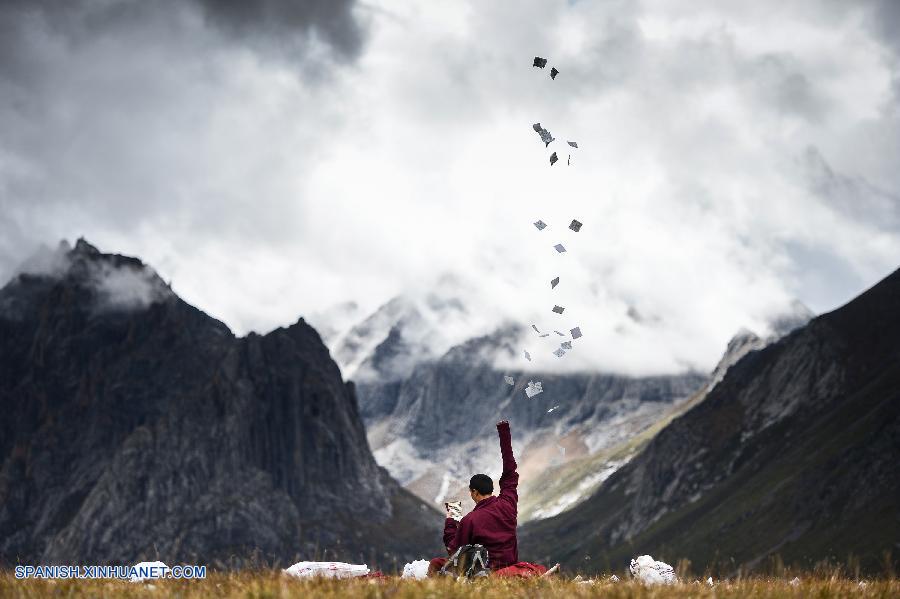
[0,239,440,568]
[521,267,900,575]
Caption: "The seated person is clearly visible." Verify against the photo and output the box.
[428,420,547,577]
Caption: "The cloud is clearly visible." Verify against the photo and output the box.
[89,260,172,311]
[196,0,365,62]
[10,239,173,312]
[0,0,898,375]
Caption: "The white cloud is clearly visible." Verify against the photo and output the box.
[1,0,898,375]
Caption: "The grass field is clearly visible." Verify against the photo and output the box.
[1,571,897,598]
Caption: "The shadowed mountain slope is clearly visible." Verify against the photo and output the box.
[0,239,440,568]
[521,267,900,575]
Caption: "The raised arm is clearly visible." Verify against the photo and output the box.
[496,420,518,505]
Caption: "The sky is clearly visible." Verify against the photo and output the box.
[1,0,899,375]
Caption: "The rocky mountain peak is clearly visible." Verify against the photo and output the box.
[708,301,816,389]
[0,241,438,567]
[72,237,101,256]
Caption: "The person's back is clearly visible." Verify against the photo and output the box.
[440,420,519,569]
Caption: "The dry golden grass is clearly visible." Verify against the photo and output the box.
[1,571,897,598]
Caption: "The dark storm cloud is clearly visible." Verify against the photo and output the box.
[868,0,900,55]
[0,0,367,285]
[866,0,900,101]
[196,0,365,61]
[0,0,898,372]
[0,0,366,74]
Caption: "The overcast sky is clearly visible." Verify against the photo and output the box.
[1,0,899,375]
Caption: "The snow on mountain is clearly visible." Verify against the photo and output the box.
[309,292,470,383]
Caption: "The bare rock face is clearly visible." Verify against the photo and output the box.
[353,322,707,515]
[522,267,900,575]
[0,239,439,568]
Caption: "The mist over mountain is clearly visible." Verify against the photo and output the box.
[0,239,439,568]
[313,289,814,523]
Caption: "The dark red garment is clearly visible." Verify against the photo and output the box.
[428,557,448,575]
[427,558,546,578]
[493,562,547,578]
[442,421,519,570]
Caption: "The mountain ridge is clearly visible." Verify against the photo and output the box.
[519,267,900,575]
[0,239,440,568]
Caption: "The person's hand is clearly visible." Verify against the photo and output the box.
[445,500,462,521]
[496,420,509,427]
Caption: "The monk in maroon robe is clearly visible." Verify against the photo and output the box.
[428,420,547,577]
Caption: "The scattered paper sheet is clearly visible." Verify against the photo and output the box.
[525,380,543,398]
[532,123,554,146]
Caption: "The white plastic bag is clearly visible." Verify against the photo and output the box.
[401,559,430,579]
[629,555,678,585]
[283,561,369,579]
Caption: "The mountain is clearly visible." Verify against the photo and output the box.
[0,239,440,568]
[521,268,900,575]
[315,292,469,384]
[325,290,812,524]
[516,304,815,522]
[707,301,815,390]
[352,318,708,519]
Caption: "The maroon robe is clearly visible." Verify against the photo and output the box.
[442,421,519,569]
